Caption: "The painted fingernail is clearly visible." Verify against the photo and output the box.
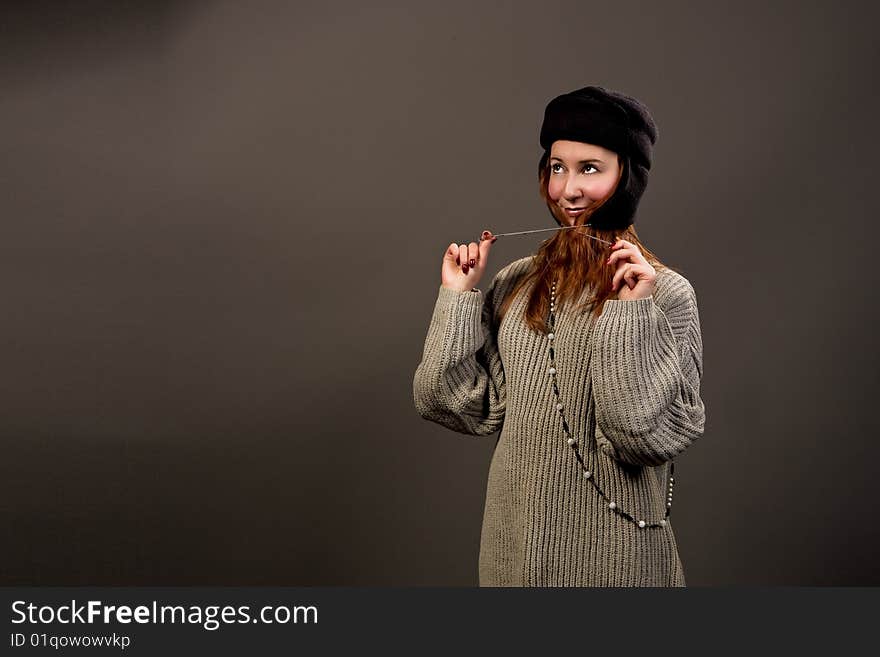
[469,259,475,267]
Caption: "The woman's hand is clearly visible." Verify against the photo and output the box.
[441,230,497,292]
[607,238,656,301]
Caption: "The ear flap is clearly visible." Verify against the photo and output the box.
[586,154,646,231]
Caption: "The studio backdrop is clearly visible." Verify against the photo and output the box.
[1,0,877,585]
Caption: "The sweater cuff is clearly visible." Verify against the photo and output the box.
[599,295,655,327]
[436,285,485,353]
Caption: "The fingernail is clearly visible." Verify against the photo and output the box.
[482,231,490,237]
[469,259,475,267]
[462,265,468,274]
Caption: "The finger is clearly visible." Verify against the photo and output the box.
[458,244,469,273]
[607,243,631,266]
[445,242,460,264]
[478,233,494,263]
[611,263,633,291]
[612,239,647,265]
[624,265,639,289]
[468,242,479,268]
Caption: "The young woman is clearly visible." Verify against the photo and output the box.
[413,86,706,586]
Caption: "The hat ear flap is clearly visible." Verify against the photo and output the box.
[616,155,630,196]
[584,154,640,231]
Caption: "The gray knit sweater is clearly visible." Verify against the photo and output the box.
[413,255,706,586]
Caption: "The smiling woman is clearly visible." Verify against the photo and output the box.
[548,141,621,224]
[413,85,706,587]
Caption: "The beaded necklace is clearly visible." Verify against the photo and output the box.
[546,279,675,529]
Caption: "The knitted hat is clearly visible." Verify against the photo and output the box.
[539,85,658,231]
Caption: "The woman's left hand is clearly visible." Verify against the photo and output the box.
[607,238,656,301]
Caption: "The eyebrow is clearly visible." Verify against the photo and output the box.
[550,156,605,164]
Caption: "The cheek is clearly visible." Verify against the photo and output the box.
[592,176,617,199]
[547,179,562,201]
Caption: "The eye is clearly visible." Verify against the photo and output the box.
[550,163,598,174]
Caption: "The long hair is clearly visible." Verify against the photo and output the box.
[498,155,680,334]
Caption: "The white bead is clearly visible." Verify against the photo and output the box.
[549,367,556,375]
[583,471,591,479]
[609,502,616,510]
[660,519,667,526]
[638,520,646,528]
[556,403,563,410]
[667,502,672,508]
[548,333,554,340]
[567,437,575,446]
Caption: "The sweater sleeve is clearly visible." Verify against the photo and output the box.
[589,274,705,467]
[412,273,507,437]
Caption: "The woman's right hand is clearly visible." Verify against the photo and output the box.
[441,230,497,292]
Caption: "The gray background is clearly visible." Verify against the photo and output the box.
[2,0,877,585]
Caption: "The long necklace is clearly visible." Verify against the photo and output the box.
[546,279,675,529]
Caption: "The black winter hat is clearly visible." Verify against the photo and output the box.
[539,85,658,231]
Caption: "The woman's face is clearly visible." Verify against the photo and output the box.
[547,140,620,225]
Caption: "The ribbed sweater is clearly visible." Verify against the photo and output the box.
[413,255,706,587]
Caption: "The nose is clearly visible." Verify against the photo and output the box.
[563,174,582,202]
